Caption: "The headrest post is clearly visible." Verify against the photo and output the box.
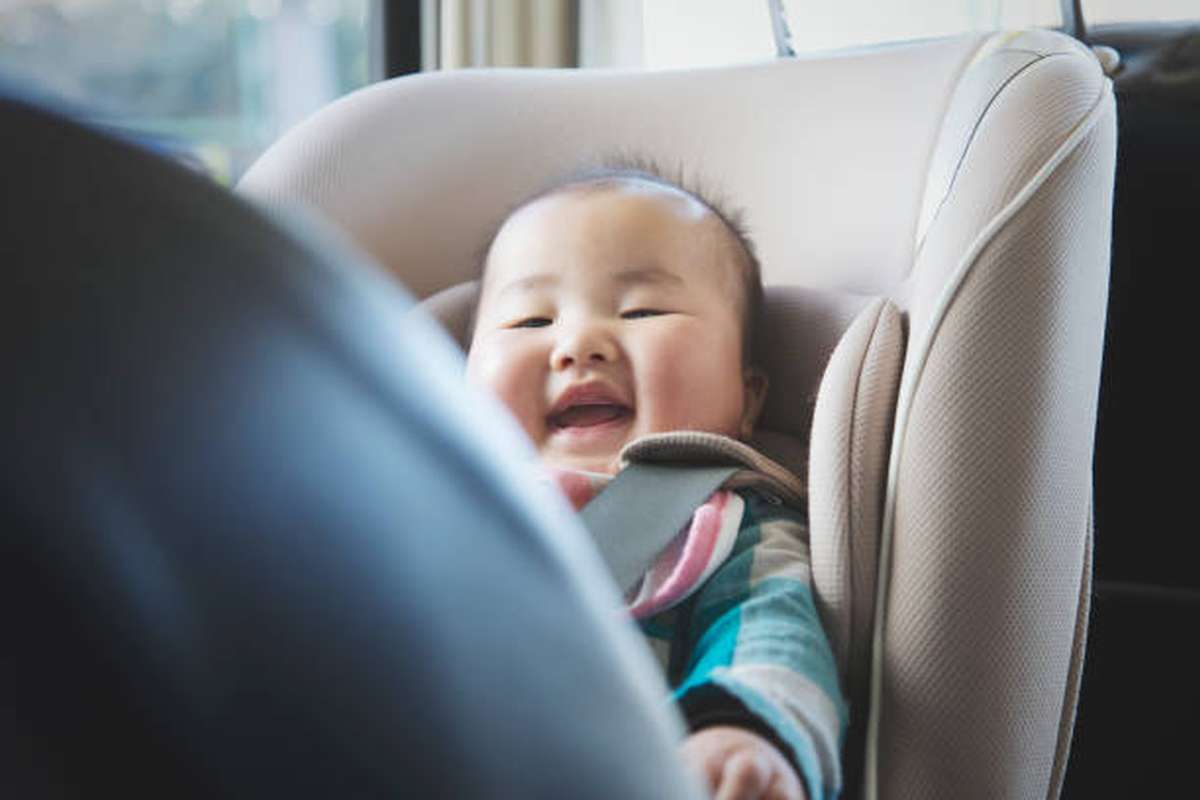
[767,0,796,58]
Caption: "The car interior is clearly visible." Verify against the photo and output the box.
[3,2,1197,797]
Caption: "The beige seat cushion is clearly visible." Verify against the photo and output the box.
[807,299,904,794]
[809,299,904,692]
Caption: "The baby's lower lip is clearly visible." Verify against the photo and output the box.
[550,404,630,428]
[547,405,633,441]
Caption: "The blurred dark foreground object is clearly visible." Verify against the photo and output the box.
[0,93,699,799]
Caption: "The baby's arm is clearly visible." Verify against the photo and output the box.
[673,494,846,800]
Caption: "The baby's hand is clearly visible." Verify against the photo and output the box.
[680,726,808,800]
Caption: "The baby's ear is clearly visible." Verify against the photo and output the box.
[739,367,769,439]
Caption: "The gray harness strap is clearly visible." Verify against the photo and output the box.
[579,462,739,594]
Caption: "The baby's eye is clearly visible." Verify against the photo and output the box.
[508,316,553,329]
[620,308,667,320]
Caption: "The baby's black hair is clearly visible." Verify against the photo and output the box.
[472,155,765,366]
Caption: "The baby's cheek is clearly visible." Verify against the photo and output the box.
[467,345,544,441]
[643,337,743,435]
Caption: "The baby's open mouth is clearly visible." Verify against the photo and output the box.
[547,403,632,429]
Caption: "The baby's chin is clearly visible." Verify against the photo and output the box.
[540,451,622,476]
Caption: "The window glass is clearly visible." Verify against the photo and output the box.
[0,0,373,184]
[1083,1,1199,25]
[787,0,1059,53]
[642,0,1060,68]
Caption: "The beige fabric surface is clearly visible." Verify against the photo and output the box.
[871,65,1115,798]
[620,430,805,507]
[906,34,1106,322]
[749,428,811,489]
[240,35,981,298]
[808,298,904,711]
[420,280,479,348]
[914,30,1094,248]
[1049,509,1093,799]
[808,298,904,800]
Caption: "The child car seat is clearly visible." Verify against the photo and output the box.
[239,28,1116,799]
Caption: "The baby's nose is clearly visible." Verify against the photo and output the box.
[550,326,618,370]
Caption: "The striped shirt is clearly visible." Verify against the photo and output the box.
[548,433,846,800]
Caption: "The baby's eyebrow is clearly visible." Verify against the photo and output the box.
[496,273,559,298]
[613,267,684,287]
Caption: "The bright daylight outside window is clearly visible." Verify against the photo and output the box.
[0,0,373,184]
[642,0,1200,70]
[643,0,1063,69]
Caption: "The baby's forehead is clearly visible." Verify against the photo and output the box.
[497,179,748,280]
[483,176,748,303]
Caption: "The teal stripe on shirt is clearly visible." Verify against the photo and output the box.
[728,576,844,718]
[675,520,760,692]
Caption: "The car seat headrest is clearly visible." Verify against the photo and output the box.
[419,279,481,347]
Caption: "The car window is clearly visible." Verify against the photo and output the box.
[642,0,1061,68]
[0,0,374,184]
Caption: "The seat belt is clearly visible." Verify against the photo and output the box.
[579,462,739,594]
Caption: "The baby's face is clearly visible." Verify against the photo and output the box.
[466,179,762,474]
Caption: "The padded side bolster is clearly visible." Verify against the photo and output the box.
[809,299,904,682]
[869,81,1116,800]
[417,279,479,349]
[808,297,904,799]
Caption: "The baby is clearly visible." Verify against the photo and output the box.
[466,165,845,800]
